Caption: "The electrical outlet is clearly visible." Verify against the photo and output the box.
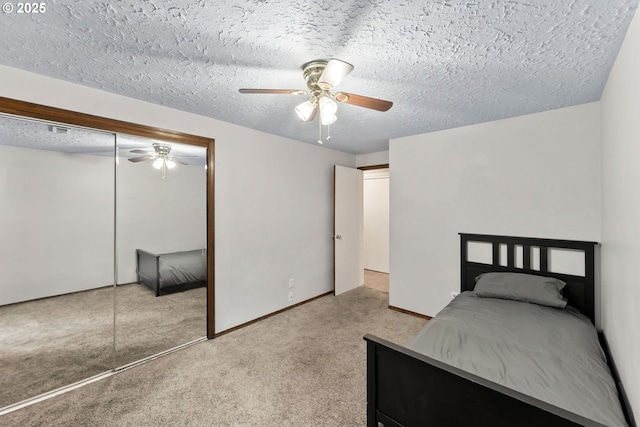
[451,291,459,299]
[288,291,294,302]
[289,278,295,288]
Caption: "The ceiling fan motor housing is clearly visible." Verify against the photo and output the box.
[302,60,329,96]
[152,143,172,157]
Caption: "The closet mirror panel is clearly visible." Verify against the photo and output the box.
[115,136,207,367]
[0,115,116,407]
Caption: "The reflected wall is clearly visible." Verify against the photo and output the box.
[115,137,207,366]
[0,113,209,409]
[0,116,116,407]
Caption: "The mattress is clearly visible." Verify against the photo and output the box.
[158,249,206,287]
[407,292,627,427]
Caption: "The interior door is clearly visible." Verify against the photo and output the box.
[334,165,364,295]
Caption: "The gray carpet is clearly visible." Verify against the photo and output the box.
[0,284,206,408]
[115,284,206,367]
[0,285,427,427]
[363,270,389,294]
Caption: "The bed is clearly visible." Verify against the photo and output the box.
[136,248,207,297]
[364,233,634,427]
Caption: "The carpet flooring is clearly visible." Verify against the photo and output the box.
[363,270,389,293]
[0,281,427,427]
[0,284,206,408]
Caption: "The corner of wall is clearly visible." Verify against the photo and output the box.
[356,150,389,168]
[599,4,640,421]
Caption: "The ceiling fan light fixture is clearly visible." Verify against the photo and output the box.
[295,100,316,121]
[166,159,176,169]
[320,112,337,126]
[152,158,164,169]
[317,59,354,90]
[319,96,338,116]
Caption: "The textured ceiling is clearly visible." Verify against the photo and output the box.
[0,114,207,165]
[0,0,638,155]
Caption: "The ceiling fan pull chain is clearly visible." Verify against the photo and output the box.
[327,125,331,141]
[317,115,323,144]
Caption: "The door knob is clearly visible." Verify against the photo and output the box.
[335,234,342,240]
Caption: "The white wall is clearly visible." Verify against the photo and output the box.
[600,6,640,418]
[363,169,389,273]
[0,140,206,303]
[0,144,114,305]
[215,132,353,330]
[356,150,389,168]
[389,103,601,316]
[116,155,206,284]
[0,65,355,333]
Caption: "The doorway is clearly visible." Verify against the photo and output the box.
[333,163,389,296]
[363,168,389,294]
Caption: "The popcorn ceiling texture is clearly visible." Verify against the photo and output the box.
[0,0,637,154]
[0,115,207,164]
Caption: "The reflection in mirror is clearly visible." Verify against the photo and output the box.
[115,135,207,367]
[0,115,116,407]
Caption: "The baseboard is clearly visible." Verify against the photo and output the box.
[598,332,636,427]
[388,305,432,320]
[2,283,116,307]
[214,291,333,338]
[364,268,389,274]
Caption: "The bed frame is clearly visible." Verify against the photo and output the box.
[136,249,206,297]
[364,233,634,427]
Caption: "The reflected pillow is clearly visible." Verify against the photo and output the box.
[474,272,567,308]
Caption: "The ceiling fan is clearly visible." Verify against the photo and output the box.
[128,143,186,178]
[239,58,393,143]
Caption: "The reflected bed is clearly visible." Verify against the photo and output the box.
[136,249,206,297]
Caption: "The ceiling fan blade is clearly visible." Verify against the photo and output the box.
[130,149,152,154]
[169,158,189,166]
[334,92,393,112]
[128,155,156,163]
[318,59,354,90]
[239,89,306,95]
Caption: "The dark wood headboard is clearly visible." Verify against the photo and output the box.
[459,233,599,324]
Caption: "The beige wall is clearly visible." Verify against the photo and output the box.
[389,102,601,316]
[0,143,114,304]
[363,169,389,273]
[600,6,640,418]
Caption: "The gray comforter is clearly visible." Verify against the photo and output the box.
[407,292,627,427]
[158,249,206,287]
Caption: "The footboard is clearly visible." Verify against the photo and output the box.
[136,249,207,297]
[136,249,161,296]
[363,334,606,427]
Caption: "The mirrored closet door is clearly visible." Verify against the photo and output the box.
[0,115,116,407]
[0,108,211,410]
[114,135,207,367]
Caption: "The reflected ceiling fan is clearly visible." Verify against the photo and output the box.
[239,58,393,143]
[128,143,186,178]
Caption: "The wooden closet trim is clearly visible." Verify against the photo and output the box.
[0,96,212,146]
[0,96,216,339]
[357,163,389,171]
